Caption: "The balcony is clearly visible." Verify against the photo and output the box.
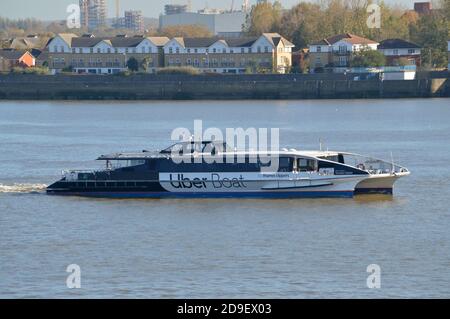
[332,50,351,56]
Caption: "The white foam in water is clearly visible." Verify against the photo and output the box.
[0,183,48,193]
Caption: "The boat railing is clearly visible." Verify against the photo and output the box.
[342,154,409,175]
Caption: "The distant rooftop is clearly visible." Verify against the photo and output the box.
[311,33,378,46]
[378,39,421,49]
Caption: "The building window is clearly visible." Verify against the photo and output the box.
[97,48,101,53]
[169,48,173,54]
[72,48,76,53]
[175,48,179,54]
[213,48,217,53]
[115,48,118,54]
[90,48,94,53]
[265,46,269,53]
[107,48,111,53]
[248,48,252,53]
[257,47,261,53]
[317,46,321,52]
[241,48,245,53]
[408,49,415,54]
[194,49,198,53]
[393,49,399,55]
[187,48,191,53]
[61,46,65,53]
[230,49,234,54]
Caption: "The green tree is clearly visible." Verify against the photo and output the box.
[126,57,139,72]
[411,11,448,68]
[350,48,386,67]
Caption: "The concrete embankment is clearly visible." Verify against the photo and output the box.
[0,74,448,100]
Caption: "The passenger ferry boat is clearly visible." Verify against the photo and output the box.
[47,141,410,198]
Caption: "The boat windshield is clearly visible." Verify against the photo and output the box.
[342,153,409,175]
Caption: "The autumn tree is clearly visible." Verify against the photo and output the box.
[243,1,283,35]
[158,25,212,38]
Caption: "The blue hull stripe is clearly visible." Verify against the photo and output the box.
[47,190,354,199]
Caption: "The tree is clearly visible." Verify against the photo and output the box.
[243,1,283,35]
[126,57,139,72]
[140,57,151,72]
[411,11,448,68]
[350,48,386,67]
[277,2,323,48]
[158,25,212,38]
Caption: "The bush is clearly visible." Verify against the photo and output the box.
[12,66,50,75]
[156,66,200,75]
[115,70,132,76]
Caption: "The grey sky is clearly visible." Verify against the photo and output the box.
[0,0,417,20]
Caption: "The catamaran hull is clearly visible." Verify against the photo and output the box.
[46,190,355,198]
[354,174,404,195]
[46,174,365,199]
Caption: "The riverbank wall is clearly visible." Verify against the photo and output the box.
[0,74,448,100]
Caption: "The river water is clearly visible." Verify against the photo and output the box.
[0,99,449,298]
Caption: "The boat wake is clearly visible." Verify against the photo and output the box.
[0,183,48,194]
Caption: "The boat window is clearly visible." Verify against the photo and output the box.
[130,160,145,166]
[278,157,293,172]
[318,155,344,164]
[298,158,318,172]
